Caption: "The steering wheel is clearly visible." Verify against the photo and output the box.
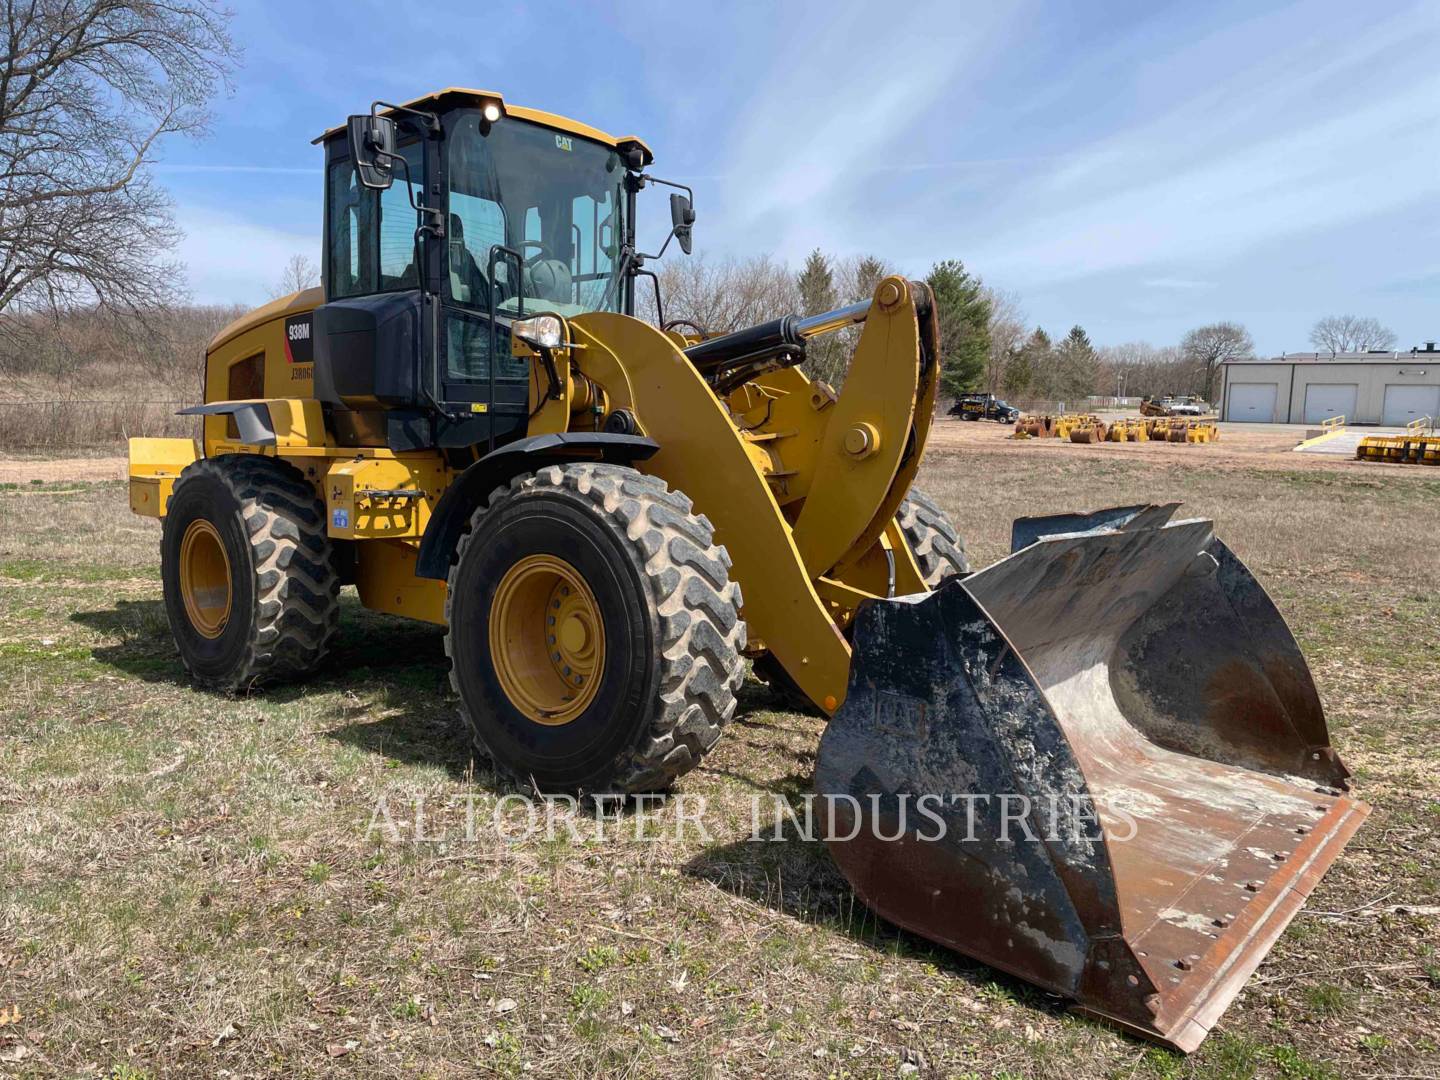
[518,239,558,267]
[662,318,708,338]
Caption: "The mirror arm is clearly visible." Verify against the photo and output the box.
[634,172,695,258]
[641,173,694,205]
[633,234,672,264]
[372,148,445,239]
[370,100,442,137]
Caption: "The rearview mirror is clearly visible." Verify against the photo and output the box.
[348,114,397,191]
[669,192,695,255]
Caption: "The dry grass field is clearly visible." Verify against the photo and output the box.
[2,421,1438,1078]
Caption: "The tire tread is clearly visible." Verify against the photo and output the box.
[444,463,746,793]
[166,454,340,690]
[898,488,970,586]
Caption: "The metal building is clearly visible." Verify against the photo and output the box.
[1219,343,1440,425]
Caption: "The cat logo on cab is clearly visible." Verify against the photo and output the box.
[555,134,572,152]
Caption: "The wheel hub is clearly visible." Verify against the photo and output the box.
[489,554,605,725]
[179,518,232,639]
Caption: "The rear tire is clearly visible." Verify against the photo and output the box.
[897,488,970,587]
[444,463,746,794]
[160,455,339,691]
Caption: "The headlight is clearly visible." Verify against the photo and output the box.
[511,315,563,349]
[482,102,502,122]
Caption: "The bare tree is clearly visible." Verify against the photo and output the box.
[834,254,895,306]
[0,1,238,328]
[643,253,799,334]
[269,254,320,299]
[1309,315,1396,353]
[1098,341,1189,399]
[981,286,1026,395]
[1180,322,1254,401]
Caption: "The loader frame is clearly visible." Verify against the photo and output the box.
[126,87,1367,1053]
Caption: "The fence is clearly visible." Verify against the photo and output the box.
[0,400,196,451]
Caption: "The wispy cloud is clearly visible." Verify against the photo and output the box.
[176,207,317,306]
[160,0,1438,351]
[1142,278,1214,291]
[712,0,1024,256]
[962,5,1440,286]
[155,164,313,174]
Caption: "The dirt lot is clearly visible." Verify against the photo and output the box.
[0,455,128,484]
[2,425,1438,1078]
[930,416,1383,471]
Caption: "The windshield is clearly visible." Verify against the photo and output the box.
[447,112,626,318]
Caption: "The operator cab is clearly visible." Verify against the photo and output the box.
[309,89,685,454]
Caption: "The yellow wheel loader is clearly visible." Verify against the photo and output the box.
[128,88,1366,1051]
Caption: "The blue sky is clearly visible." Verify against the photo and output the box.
[158,0,1439,354]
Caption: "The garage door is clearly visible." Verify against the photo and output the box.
[1381,384,1440,426]
[1227,383,1278,422]
[1303,384,1357,424]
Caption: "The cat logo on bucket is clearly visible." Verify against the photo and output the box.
[555,134,572,152]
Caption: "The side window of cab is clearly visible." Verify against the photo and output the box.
[325,140,423,298]
[326,158,374,298]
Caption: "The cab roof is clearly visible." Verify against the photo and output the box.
[313,87,653,164]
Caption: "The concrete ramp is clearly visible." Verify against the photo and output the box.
[1294,430,1365,456]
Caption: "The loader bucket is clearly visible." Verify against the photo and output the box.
[815,506,1368,1052]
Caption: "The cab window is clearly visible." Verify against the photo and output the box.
[325,140,424,299]
[326,159,374,297]
[378,142,424,290]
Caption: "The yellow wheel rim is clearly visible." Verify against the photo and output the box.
[179,518,232,639]
[489,554,605,726]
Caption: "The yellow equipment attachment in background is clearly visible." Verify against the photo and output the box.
[1357,418,1440,464]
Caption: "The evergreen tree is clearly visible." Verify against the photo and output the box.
[797,248,836,313]
[1055,325,1099,398]
[796,249,845,387]
[851,255,888,303]
[1001,343,1033,398]
[925,259,990,397]
[1015,327,1052,397]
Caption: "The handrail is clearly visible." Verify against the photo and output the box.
[1321,414,1345,431]
[1407,415,1433,434]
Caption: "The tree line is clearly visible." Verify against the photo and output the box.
[0,2,1411,415]
[654,249,1406,406]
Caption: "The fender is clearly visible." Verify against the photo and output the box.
[414,432,659,580]
[180,398,328,449]
[179,400,276,445]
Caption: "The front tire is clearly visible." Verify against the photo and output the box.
[160,455,339,691]
[445,463,745,794]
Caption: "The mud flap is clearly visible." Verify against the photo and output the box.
[815,507,1368,1051]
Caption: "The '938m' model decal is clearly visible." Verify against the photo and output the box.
[284,314,313,365]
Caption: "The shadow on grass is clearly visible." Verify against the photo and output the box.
[681,811,1068,1020]
[70,593,1064,1019]
[71,595,486,778]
